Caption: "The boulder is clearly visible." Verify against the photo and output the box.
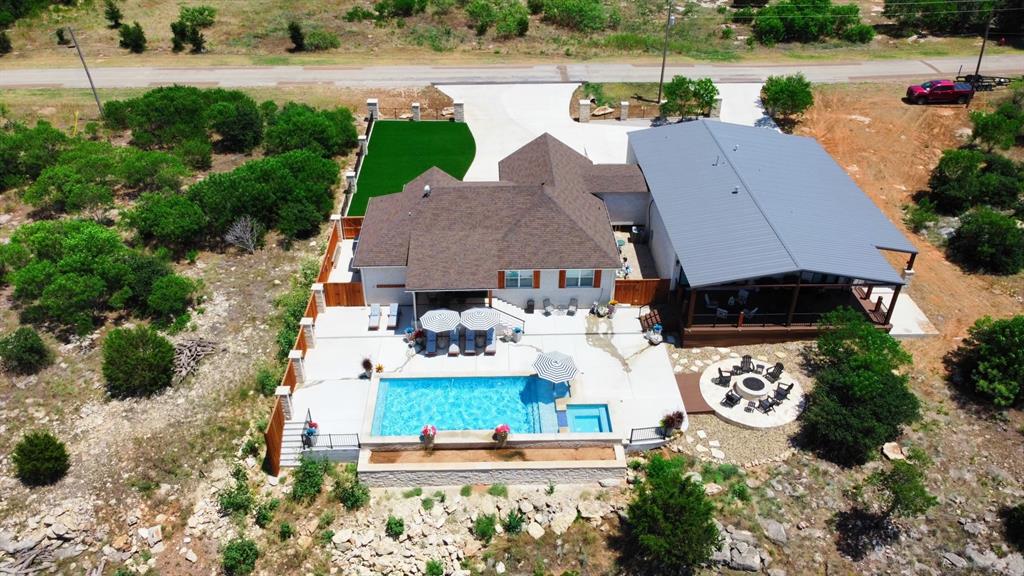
[598,478,621,488]
[943,552,968,569]
[965,544,997,569]
[882,442,905,460]
[704,483,724,497]
[730,547,762,572]
[185,549,198,563]
[527,522,545,540]
[550,511,576,535]
[758,518,787,545]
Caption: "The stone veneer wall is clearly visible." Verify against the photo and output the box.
[359,466,624,487]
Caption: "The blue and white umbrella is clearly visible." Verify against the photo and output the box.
[460,308,501,331]
[419,309,460,333]
[533,351,578,383]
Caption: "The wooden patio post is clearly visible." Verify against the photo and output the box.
[864,285,873,300]
[906,253,917,271]
[883,284,902,326]
[686,289,697,328]
[786,278,801,326]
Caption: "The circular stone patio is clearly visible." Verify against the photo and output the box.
[698,359,806,429]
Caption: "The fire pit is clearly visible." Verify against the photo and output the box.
[736,375,769,400]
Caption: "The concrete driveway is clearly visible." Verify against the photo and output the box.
[439,82,775,180]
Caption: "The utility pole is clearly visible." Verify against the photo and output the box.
[66,27,104,118]
[972,16,993,86]
[656,1,675,116]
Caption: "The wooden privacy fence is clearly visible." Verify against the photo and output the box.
[341,216,362,240]
[317,222,341,284]
[614,279,671,306]
[264,401,285,477]
[324,282,365,307]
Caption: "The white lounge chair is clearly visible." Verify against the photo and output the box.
[368,303,381,330]
[447,328,460,356]
[386,303,399,330]
[484,328,496,355]
[425,331,437,356]
[543,298,554,316]
[567,298,578,316]
[464,329,477,355]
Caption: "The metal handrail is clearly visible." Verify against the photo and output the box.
[301,409,360,450]
[629,426,668,443]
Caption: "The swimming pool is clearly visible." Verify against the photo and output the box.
[566,404,612,433]
[371,376,558,436]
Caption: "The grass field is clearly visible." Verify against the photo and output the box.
[350,120,475,216]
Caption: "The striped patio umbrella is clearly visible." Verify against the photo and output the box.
[419,309,460,333]
[533,351,578,384]
[460,307,501,331]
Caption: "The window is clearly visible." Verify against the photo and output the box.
[505,270,534,289]
[565,269,595,288]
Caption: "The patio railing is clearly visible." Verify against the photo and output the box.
[629,426,669,443]
[303,409,360,451]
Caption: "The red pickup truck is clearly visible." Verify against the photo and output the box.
[906,79,975,105]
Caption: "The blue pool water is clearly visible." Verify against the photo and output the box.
[371,376,558,436]
[567,404,612,433]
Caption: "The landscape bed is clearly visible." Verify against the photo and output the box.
[349,120,475,216]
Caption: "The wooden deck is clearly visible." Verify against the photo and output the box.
[676,373,713,414]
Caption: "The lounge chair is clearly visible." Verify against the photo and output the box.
[715,307,728,319]
[740,355,754,373]
[737,289,750,305]
[742,307,759,320]
[713,367,732,386]
[765,362,784,383]
[464,329,476,355]
[758,397,778,414]
[386,303,399,330]
[484,328,496,355]
[525,299,535,314]
[368,303,381,330]
[704,294,719,310]
[447,329,460,357]
[567,297,578,316]
[425,330,437,356]
[722,389,742,408]
[543,298,554,316]
[774,382,794,401]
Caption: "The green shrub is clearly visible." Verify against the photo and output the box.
[904,198,938,233]
[345,6,376,21]
[179,5,217,28]
[222,538,258,576]
[421,496,435,510]
[385,515,405,539]
[319,529,334,546]
[760,73,813,125]
[0,326,52,374]
[841,22,875,43]
[425,560,444,576]
[731,6,756,23]
[255,365,282,396]
[146,273,195,321]
[952,315,1024,406]
[728,482,750,502]
[971,109,1024,152]
[287,21,305,51]
[867,459,937,518]
[754,0,865,44]
[334,476,371,510]
[473,513,497,543]
[460,484,472,497]
[206,97,263,152]
[527,0,544,14]
[218,476,254,517]
[273,258,319,360]
[174,138,212,170]
[264,103,357,158]
[466,0,497,34]
[104,0,122,28]
[1005,503,1024,550]
[278,521,295,540]
[403,486,423,498]
[626,454,720,573]
[542,0,606,32]
[291,456,329,503]
[0,121,70,190]
[128,192,207,249]
[376,0,427,18]
[118,22,147,53]
[318,510,335,529]
[11,431,70,487]
[102,326,175,398]
[660,76,719,118]
[501,509,525,534]
[487,483,508,497]
[883,0,992,35]
[305,29,341,51]
[947,207,1024,275]
[0,31,10,55]
[496,0,529,37]
[928,149,1023,215]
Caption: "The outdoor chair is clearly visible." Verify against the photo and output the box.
[484,328,496,355]
[740,355,754,373]
[765,362,784,383]
[475,330,486,350]
[368,303,381,330]
[715,307,728,319]
[386,303,399,330]
[447,329,460,357]
[722,389,742,408]
[464,329,477,355]
[713,367,732,387]
[567,297,578,316]
[525,299,535,314]
[758,397,778,414]
[742,307,759,320]
[774,382,794,401]
[704,294,719,310]
[737,289,750,305]
[425,330,437,356]
[543,298,554,316]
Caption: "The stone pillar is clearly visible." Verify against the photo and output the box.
[345,171,357,194]
[619,101,629,121]
[579,100,591,123]
[329,213,341,238]
[275,386,293,419]
[710,97,723,119]
[412,102,421,122]
[312,283,326,313]
[366,98,379,120]
[453,100,464,122]
[300,317,315,348]
[358,135,368,155]
[288,350,305,385]
[902,268,915,287]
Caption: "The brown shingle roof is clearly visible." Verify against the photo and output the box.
[585,164,648,194]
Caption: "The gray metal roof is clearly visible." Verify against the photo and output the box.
[628,120,917,289]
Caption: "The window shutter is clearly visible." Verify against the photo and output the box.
[497,271,505,289]
[593,269,602,288]
[533,270,541,288]
[558,270,566,289]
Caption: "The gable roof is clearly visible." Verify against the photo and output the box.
[628,120,916,288]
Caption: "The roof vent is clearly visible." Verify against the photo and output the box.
[713,155,720,166]
[733,144,739,152]
[732,186,739,194]
[422,184,431,198]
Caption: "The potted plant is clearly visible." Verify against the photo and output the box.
[607,299,618,318]
[375,363,384,374]
[493,424,510,448]
[420,424,437,450]
[659,411,684,432]
[512,326,523,343]
[303,420,319,448]
[404,327,414,342]
[361,358,373,379]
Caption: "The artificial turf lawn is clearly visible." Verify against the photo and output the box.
[349,120,476,216]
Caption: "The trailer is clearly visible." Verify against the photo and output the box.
[955,67,1023,91]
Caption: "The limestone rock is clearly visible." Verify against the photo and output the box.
[527,522,545,540]
[730,547,762,571]
[598,478,621,488]
[882,442,905,460]
[943,552,968,569]
[185,549,198,563]
[550,511,576,535]
[704,483,724,496]
[758,517,787,545]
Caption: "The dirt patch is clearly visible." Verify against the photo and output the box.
[369,446,617,464]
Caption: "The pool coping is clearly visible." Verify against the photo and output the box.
[357,443,627,474]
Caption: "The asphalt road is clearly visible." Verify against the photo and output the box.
[1,54,1023,88]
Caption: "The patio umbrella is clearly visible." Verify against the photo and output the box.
[533,351,578,384]
[419,309,460,333]
[460,307,501,331]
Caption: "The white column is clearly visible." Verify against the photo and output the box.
[300,317,315,348]
[312,283,326,313]
[358,135,368,155]
[412,102,421,122]
[329,213,341,238]
[288,350,305,385]
[345,171,356,194]
[453,101,464,122]
[579,100,591,123]
[366,98,379,120]
[275,386,293,419]
[620,101,629,121]
[902,268,915,287]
